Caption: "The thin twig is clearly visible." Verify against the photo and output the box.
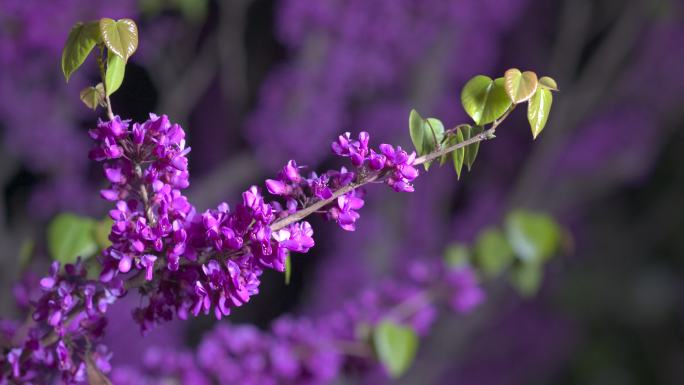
[414,105,514,165]
[271,179,370,231]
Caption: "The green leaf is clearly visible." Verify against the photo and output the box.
[444,244,470,267]
[79,83,105,110]
[373,321,419,378]
[421,118,444,171]
[93,217,113,250]
[539,76,559,91]
[461,75,512,125]
[464,125,483,171]
[504,68,539,104]
[527,87,553,139]
[474,228,514,278]
[61,21,100,82]
[505,210,561,263]
[509,262,543,297]
[452,127,465,179]
[47,213,98,264]
[408,109,424,156]
[424,118,445,151]
[99,18,139,62]
[284,253,292,285]
[439,135,456,166]
[104,52,125,96]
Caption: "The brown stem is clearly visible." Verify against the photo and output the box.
[271,178,374,232]
[105,95,115,121]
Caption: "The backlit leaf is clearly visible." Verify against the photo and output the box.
[539,76,559,91]
[527,87,553,139]
[79,83,105,110]
[99,18,138,62]
[61,21,100,82]
[461,75,512,125]
[504,68,539,103]
[104,52,125,96]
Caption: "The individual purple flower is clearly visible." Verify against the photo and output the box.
[328,190,365,231]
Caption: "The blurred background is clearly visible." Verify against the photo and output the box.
[1,0,684,384]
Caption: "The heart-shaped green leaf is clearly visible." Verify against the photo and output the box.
[504,68,539,103]
[61,21,101,82]
[461,75,512,125]
[99,18,139,62]
[373,321,419,378]
[408,109,424,156]
[48,213,98,264]
[79,83,105,110]
[104,52,125,96]
[505,210,561,263]
[539,76,559,91]
[527,87,553,139]
[452,126,465,179]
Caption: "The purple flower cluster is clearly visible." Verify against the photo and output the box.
[266,131,418,232]
[110,259,484,385]
[2,115,429,383]
[331,131,419,192]
[93,114,194,283]
[1,260,117,384]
